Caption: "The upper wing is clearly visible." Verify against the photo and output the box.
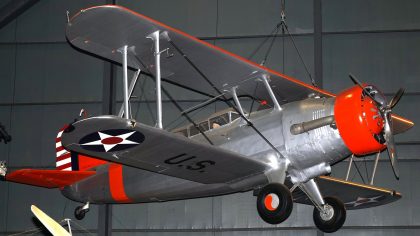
[66,5,415,128]
[6,169,96,188]
[66,5,333,104]
[61,115,268,184]
[292,176,401,210]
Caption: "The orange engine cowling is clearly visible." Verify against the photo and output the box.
[334,85,386,155]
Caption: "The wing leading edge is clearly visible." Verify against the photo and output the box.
[66,5,334,105]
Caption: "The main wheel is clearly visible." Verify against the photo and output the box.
[256,183,293,224]
[74,206,86,220]
[313,196,346,233]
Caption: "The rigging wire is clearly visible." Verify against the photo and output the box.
[364,156,370,182]
[133,55,214,145]
[161,85,214,145]
[167,38,284,157]
[352,161,366,184]
[248,82,260,117]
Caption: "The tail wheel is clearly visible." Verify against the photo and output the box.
[256,183,293,224]
[313,196,346,233]
[74,206,87,220]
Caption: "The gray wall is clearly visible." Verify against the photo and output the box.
[0,0,419,235]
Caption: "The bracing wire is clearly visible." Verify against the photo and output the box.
[133,56,214,144]
[353,161,366,184]
[168,39,283,157]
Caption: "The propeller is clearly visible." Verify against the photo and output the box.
[349,74,405,180]
[31,205,71,236]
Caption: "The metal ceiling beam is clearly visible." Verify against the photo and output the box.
[313,0,323,88]
[0,0,39,30]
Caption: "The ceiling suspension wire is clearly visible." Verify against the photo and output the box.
[248,0,317,87]
[247,23,283,61]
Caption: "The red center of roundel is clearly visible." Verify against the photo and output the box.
[101,137,123,145]
[264,193,279,211]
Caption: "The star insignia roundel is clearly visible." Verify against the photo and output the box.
[79,129,145,152]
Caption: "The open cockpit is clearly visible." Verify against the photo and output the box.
[172,109,242,138]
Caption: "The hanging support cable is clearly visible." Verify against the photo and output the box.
[260,24,280,66]
[278,3,317,87]
[248,0,317,87]
[165,36,284,158]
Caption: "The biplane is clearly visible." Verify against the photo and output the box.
[0,5,414,233]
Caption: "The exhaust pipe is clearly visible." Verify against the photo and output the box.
[290,115,335,135]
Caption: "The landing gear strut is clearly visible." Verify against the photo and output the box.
[299,179,347,233]
[256,183,293,224]
[74,202,89,220]
[313,197,346,233]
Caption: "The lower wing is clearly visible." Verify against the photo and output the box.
[292,176,401,210]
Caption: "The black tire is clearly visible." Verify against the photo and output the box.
[74,206,86,220]
[313,196,346,233]
[256,183,293,224]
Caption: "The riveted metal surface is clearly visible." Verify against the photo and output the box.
[281,97,350,175]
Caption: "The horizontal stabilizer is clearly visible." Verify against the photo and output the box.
[292,176,401,210]
[6,169,96,188]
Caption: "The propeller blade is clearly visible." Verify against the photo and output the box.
[31,205,71,236]
[389,88,405,109]
[383,114,400,180]
[348,74,382,106]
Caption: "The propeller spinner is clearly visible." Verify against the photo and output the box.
[349,74,404,180]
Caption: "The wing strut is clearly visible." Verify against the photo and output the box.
[119,45,130,119]
[118,69,141,118]
[166,35,285,159]
[147,30,163,129]
[261,74,282,111]
[230,86,246,117]
[369,152,381,185]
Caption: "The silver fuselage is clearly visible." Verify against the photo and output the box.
[62,97,351,204]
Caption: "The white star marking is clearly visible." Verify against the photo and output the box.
[345,195,383,207]
[81,131,138,152]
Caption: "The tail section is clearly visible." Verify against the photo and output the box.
[56,125,107,171]
[56,126,73,171]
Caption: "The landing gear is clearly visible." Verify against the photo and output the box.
[298,179,347,233]
[74,202,89,220]
[313,197,346,233]
[256,183,293,224]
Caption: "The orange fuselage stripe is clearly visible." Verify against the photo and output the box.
[109,164,132,203]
